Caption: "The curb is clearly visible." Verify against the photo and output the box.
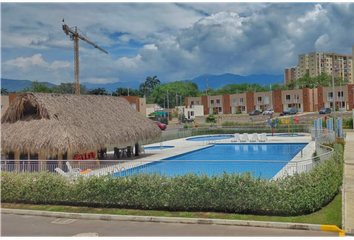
[1,208,344,235]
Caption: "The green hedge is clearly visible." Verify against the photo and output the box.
[1,145,343,216]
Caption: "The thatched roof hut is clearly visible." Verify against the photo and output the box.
[1,93,161,157]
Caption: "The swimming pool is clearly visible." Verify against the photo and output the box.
[115,143,308,179]
[145,146,174,150]
[267,133,303,137]
[187,135,234,141]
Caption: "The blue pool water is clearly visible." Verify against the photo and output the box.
[115,143,308,179]
[145,146,174,150]
[187,135,234,141]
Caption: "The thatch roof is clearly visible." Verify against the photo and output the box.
[1,93,161,156]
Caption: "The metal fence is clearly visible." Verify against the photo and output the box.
[1,131,335,180]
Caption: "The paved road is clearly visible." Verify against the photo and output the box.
[1,213,338,237]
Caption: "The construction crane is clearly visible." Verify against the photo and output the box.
[62,19,108,94]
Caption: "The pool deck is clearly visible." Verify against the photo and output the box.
[343,132,354,235]
[94,133,314,177]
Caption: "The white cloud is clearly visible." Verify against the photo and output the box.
[1,2,354,86]
[298,4,324,23]
[4,54,48,69]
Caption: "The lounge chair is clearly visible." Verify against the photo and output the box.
[55,167,69,177]
[66,161,81,174]
[139,145,145,154]
[240,133,249,142]
[231,133,241,142]
[259,133,267,142]
[250,133,258,142]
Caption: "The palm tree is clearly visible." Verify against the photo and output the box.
[1,88,9,95]
[146,76,161,90]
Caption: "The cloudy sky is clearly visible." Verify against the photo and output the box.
[1,2,354,86]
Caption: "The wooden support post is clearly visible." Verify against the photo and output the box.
[38,153,46,172]
[14,151,20,172]
[135,143,139,156]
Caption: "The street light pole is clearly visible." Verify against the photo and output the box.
[331,69,338,163]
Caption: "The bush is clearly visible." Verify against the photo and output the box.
[1,144,343,216]
[160,118,168,125]
[344,117,353,129]
[205,114,217,123]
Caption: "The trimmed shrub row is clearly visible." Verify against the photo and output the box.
[1,145,343,216]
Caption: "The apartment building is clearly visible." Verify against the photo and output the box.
[229,93,247,114]
[254,92,272,111]
[284,67,299,83]
[317,84,354,111]
[298,51,353,83]
[120,96,146,116]
[184,88,321,115]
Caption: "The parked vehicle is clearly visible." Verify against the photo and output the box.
[249,110,262,116]
[154,121,167,130]
[263,109,274,115]
[281,107,298,115]
[319,107,331,114]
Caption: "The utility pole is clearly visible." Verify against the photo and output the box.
[167,90,169,109]
[331,68,338,164]
[206,75,209,95]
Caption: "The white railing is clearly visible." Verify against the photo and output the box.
[1,132,335,180]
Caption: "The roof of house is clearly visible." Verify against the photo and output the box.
[1,93,161,156]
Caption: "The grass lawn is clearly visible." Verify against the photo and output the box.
[1,193,342,228]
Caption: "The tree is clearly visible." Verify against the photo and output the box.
[1,88,8,95]
[52,83,87,94]
[86,88,108,95]
[23,81,53,93]
[146,75,161,89]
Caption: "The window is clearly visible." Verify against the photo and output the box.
[304,94,307,97]
[319,103,322,106]
[0,105,3,110]
[132,103,137,110]
[279,105,281,108]
[279,96,281,99]
[191,111,194,116]
[351,92,353,95]
[319,93,322,96]
[191,101,194,105]
[233,98,237,105]
[196,101,199,105]
[351,102,353,105]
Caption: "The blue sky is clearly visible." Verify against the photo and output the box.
[1,2,354,86]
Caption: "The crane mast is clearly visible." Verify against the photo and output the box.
[62,20,108,94]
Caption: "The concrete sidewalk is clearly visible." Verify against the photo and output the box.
[343,132,354,235]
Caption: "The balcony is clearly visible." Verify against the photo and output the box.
[257,101,262,105]
[239,102,244,106]
[327,97,334,101]
[216,103,221,106]
[337,97,344,101]
[210,103,215,107]
[285,99,291,103]
[294,99,300,103]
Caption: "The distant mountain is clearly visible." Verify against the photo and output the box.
[1,78,57,92]
[190,73,284,91]
[1,73,284,93]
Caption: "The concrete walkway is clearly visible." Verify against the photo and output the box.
[343,132,354,235]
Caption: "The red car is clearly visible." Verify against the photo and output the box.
[154,121,167,130]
